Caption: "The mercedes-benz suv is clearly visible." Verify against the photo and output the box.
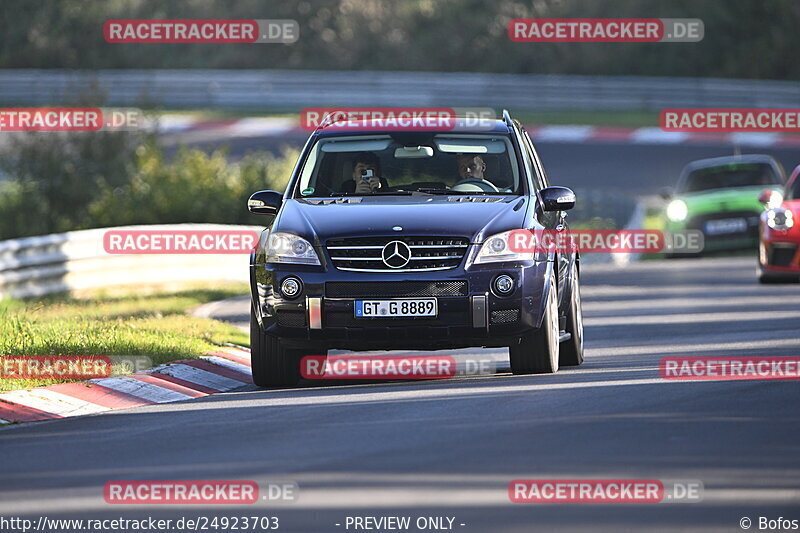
[247,110,584,387]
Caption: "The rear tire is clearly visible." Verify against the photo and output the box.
[250,307,302,388]
[559,263,584,366]
[509,271,559,374]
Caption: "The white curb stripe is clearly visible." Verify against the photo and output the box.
[153,363,246,391]
[201,355,252,375]
[89,376,193,403]
[227,117,296,137]
[0,389,109,417]
[534,125,594,142]
[631,128,690,144]
[728,132,781,147]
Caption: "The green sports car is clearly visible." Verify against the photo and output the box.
[661,155,786,253]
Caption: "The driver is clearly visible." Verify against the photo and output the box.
[457,154,487,181]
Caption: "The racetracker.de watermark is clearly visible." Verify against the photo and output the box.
[509,479,703,503]
[300,107,497,132]
[103,480,298,504]
[104,19,298,43]
[301,355,497,380]
[0,108,143,132]
[660,356,800,381]
[103,229,259,254]
[661,109,800,132]
[508,18,703,42]
[506,229,704,254]
[0,355,153,380]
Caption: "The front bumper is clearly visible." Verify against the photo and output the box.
[251,260,551,350]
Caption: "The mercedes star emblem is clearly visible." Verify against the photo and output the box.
[381,240,412,268]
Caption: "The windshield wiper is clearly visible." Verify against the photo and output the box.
[415,188,512,195]
[413,188,453,195]
[328,190,413,197]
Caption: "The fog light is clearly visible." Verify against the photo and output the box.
[493,274,514,295]
[280,277,302,299]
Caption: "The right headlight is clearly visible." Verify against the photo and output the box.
[666,199,688,222]
[265,232,320,265]
[474,230,538,264]
[766,208,794,230]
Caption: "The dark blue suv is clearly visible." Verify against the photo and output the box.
[247,110,584,387]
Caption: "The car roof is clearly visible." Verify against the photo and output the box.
[314,118,513,137]
[682,154,780,172]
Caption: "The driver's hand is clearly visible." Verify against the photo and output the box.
[355,176,381,194]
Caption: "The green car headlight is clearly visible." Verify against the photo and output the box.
[666,199,688,222]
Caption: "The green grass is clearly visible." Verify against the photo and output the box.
[0,283,249,392]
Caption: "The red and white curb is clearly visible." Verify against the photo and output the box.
[152,115,800,147]
[0,347,252,425]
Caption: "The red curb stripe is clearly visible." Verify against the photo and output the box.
[207,351,252,367]
[182,359,253,385]
[46,382,150,409]
[0,401,61,422]
[591,127,636,141]
[141,371,219,395]
[186,118,239,131]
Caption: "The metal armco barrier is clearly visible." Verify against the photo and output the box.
[1,69,799,110]
[0,224,261,299]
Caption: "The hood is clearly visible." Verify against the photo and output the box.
[680,186,780,215]
[273,195,529,245]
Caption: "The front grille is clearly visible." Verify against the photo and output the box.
[326,281,469,298]
[326,236,470,272]
[768,244,798,267]
[491,309,520,324]
[276,309,306,327]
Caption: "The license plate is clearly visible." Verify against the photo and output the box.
[355,299,437,318]
[705,218,747,235]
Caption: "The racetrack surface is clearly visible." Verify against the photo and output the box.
[1,256,799,532]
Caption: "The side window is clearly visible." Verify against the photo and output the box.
[522,130,549,189]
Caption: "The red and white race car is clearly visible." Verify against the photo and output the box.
[758,164,800,283]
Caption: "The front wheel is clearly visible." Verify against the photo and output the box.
[250,307,302,388]
[559,262,585,366]
[508,271,559,374]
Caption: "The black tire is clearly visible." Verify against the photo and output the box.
[508,271,559,374]
[559,262,585,367]
[250,307,301,388]
[758,270,799,284]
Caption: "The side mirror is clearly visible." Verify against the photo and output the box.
[247,190,283,215]
[758,189,774,205]
[658,187,674,201]
[540,186,576,211]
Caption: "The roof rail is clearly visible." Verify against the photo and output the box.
[317,110,336,130]
[502,109,513,127]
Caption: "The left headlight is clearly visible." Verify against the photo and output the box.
[766,208,794,231]
[666,199,688,222]
[474,230,537,264]
[265,232,321,265]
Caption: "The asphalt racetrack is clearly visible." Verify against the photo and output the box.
[2,256,799,532]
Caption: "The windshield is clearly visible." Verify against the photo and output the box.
[785,177,800,200]
[294,133,521,197]
[680,162,781,194]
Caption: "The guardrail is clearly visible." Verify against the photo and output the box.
[1,69,799,111]
[0,224,260,299]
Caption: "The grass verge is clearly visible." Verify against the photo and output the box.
[0,283,249,392]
